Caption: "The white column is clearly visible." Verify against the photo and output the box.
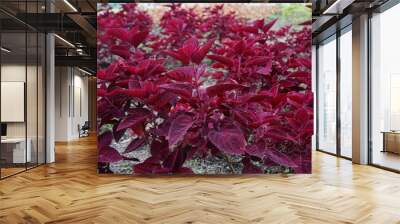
[46,32,55,163]
[352,14,369,164]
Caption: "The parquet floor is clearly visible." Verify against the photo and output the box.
[1,136,400,224]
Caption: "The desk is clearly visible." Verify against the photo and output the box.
[1,138,31,163]
[382,131,400,154]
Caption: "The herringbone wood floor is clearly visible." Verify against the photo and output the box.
[1,136,400,224]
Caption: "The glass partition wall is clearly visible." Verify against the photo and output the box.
[315,26,352,159]
[0,1,46,179]
[370,4,400,171]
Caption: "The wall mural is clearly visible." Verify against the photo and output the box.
[97,3,312,175]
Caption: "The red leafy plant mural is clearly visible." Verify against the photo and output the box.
[97,3,312,174]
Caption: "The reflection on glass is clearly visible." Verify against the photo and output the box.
[1,31,27,177]
[318,37,337,154]
[371,4,400,171]
[0,0,47,179]
[340,29,352,158]
[27,31,38,169]
[38,33,46,165]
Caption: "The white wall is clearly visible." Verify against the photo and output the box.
[55,66,70,141]
[55,67,89,141]
[1,63,46,164]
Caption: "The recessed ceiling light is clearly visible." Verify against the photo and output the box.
[63,0,78,12]
[1,47,11,53]
[54,34,75,48]
[323,0,354,15]
[78,67,93,76]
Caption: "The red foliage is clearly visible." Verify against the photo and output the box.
[97,3,312,174]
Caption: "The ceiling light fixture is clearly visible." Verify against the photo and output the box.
[54,34,75,48]
[1,47,11,53]
[323,0,342,14]
[78,67,93,76]
[63,0,78,12]
[323,0,354,15]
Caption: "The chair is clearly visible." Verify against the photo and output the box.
[78,121,90,138]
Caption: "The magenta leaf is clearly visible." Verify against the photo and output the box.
[181,37,199,59]
[151,138,169,160]
[106,28,129,41]
[116,115,148,131]
[295,58,311,69]
[206,83,245,96]
[98,131,113,149]
[166,66,196,82]
[159,83,193,99]
[133,157,169,174]
[98,146,123,163]
[192,38,215,64]
[163,50,189,65]
[110,45,131,59]
[208,123,246,155]
[288,71,310,79]
[117,109,151,131]
[256,60,272,75]
[246,56,271,67]
[245,144,265,158]
[124,138,145,153]
[207,54,234,67]
[130,29,149,47]
[264,148,298,168]
[242,157,263,174]
[167,114,194,150]
[262,19,278,33]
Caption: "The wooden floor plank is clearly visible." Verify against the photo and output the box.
[0,135,400,224]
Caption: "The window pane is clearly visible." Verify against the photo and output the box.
[27,31,38,169]
[1,31,27,177]
[38,32,45,165]
[371,5,400,171]
[312,45,317,151]
[340,29,352,158]
[318,37,337,154]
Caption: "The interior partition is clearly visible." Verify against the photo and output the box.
[0,1,47,179]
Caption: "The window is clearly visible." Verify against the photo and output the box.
[339,28,352,158]
[370,3,400,171]
[317,36,337,154]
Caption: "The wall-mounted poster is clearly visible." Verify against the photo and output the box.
[97,3,312,175]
